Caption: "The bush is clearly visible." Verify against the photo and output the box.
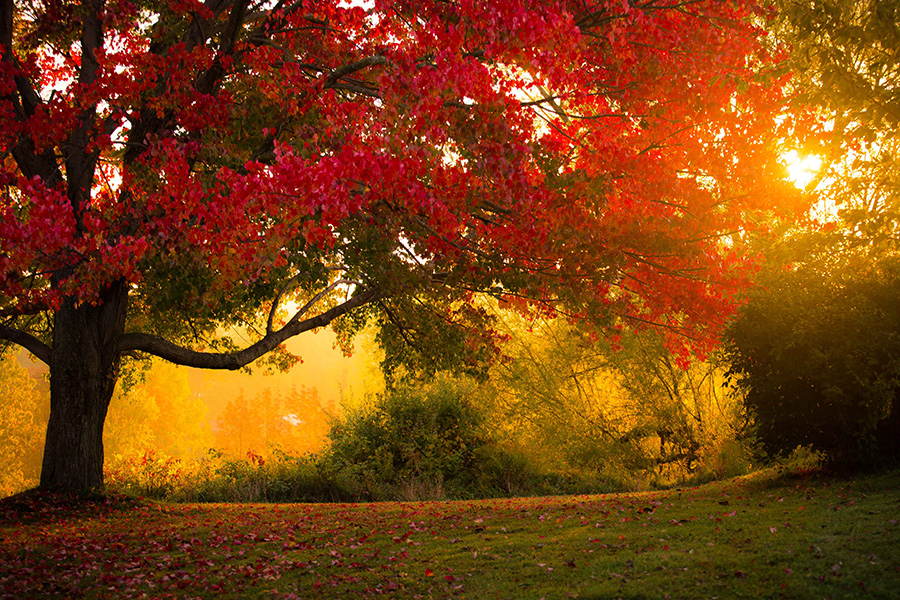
[105,375,756,503]
[107,448,320,503]
[105,450,184,498]
[724,257,900,469]
[691,438,753,484]
[327,376,497,499]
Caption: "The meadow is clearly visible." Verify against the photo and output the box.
[2,467,898,599]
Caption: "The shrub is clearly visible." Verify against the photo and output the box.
[327,376,492,498]
[105,450,184,498]
[724,258,900,469]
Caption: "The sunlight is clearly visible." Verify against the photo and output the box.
[782,150,822,189]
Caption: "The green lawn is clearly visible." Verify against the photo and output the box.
[2,468,898,599]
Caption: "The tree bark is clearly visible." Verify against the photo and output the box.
[40,282,129,489]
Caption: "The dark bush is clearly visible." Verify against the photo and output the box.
[724,257,900,469]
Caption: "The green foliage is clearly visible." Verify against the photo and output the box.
[375,294,505,385]
[774,0,900,252]
[724,256,900,468]
[327,376,499,499]
[779,0,900,128]
[723,0,900,472]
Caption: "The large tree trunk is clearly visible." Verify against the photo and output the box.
[40,282,129,490]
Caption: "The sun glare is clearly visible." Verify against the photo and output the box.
[782,150,823,189]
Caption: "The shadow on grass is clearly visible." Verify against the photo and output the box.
[0,487,146,524]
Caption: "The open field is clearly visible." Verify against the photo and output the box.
[1,468,898,599]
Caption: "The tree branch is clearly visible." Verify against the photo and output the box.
[324,55,388,89]
[118,286,380,369]
[266,271,304,335]
[65,0,104,230]
[328,82,381,98]
[0,324,51,364]
[196,0,250,95]
[1,0,64,186]
[0,301,48,318]
[125,1,230,164]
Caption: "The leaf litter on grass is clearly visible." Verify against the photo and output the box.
[1,468,898,599]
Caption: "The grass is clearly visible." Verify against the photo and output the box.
[1,467,898,599]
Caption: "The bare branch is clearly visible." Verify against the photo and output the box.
[267,271,305,335]
[0,325,51,364]
[290,279,357,322]
[118,286,380,369]
[534,86,571,125]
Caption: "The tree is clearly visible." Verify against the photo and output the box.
[104,359,212,460]
[215,385,326,455]
[134,360,212,458]
[215,390,260,457]
[0,350,47,495]
[773,0,900,250]
[486,314,746,483]
[719,0,900,469]
[0,1,795,489]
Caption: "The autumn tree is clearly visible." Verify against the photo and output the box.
[486,315,746,483]
[721,0,900,468]
[772,0,900,249]
[281,384,333,454]
[215,385,326,456]
[0,1,795,490]
[104,359,212,460]
[0,351,47,495]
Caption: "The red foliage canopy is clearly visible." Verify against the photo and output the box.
[1,0,797,368]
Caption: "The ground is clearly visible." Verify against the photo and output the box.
[1,468,898,599]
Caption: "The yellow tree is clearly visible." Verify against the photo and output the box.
[105,360,212,462]
[139,362,211,459]
[0,351,48,495]
[280,385,333,455]
[215,386,332,456]
[215,390,265,457]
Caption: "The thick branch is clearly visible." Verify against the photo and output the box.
[65,0,104,229]
[118,286,380,369]
[0,325,51,364]
[0,0,10,55]
[1,0,63,186]
[0,1,40,120]
[0,301,47,318]
[196,0,250,95]
[125,1,229,164]
[328,82,381,98]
